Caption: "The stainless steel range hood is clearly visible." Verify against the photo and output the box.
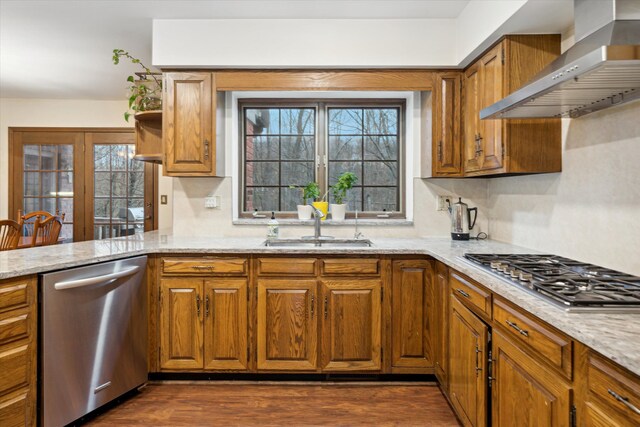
[481,0,640,119]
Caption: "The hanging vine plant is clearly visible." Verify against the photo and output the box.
[112,49,162,121]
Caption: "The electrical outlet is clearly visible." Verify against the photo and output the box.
[205,195,221,209]
[436,195,452,211]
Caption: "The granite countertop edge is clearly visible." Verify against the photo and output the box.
[1,231,638,377]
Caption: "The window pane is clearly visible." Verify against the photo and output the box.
[58,145,74,170]
[24,145,39,170]
[111,145,128,171]
[111,172,127,197]
[329,161,362,183]
[112,198,127,219]
[128,146,144,171]
[329,136,362,161]
[281,162,314,187]
[281,109,314,135]
[94,145,111,171]
[365,136,398,161]
[281,136,314,160]
[246,136,279,161]
[246,162,279,186]
[42,172,56,196]
[23,197,39,213]
[41,145,57,170]
[364,109,398,134]
[42,197,56,213]
[129,172,144,197]
[363,187,397,211]
[246,187,279,211]
[363,162,398,186]
[281,187,302,211]
[95,199,110,220]
[58,198,73,222]
[94,172,111,197]
[58,172,73,194]
[24,172,40,196]
[245,109,279,135]
[329,109,362,134]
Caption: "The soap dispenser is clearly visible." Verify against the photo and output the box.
[267,211,279,239]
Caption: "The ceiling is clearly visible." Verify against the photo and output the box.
[0,0,562,100]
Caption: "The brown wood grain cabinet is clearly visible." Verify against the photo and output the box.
[433,262,450,391]
[0,276,36,427]
[320,279,382,371]
[163,72,217,176]
[491,330,572,427]
[256,279,318,371]
[133,110,162,163]
[391,260,434,371]
[462,35,562,176]
[432,72,463,176]
[449,295,489,427]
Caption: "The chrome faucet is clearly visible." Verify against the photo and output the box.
[354,209,364,240]
[311,204,325,239]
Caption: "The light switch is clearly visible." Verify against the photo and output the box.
[160,195,168,205]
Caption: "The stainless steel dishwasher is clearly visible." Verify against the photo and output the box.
[40,256,147,427]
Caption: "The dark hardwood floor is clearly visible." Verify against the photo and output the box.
[85,382,460,426]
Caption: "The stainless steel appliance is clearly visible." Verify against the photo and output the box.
[40,256,147,427]
[464,253,640,312]
[481,0,640,119]
[448,198,478,241]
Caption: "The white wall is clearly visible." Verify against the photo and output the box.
[0,98,173,228]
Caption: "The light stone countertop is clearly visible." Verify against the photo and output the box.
[2,230,639,377]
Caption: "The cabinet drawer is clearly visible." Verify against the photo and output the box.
[162,258,247,276]
[494,298,572,378]
[321,259,380,276]
[0,390,29,427]
[588,351,640,424]
[0,280,30,313]
[0,344,30,395]
[0,308,31,346]
[449,271,491,318]
[257,258,316,276]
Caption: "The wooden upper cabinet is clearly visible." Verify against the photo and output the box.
[163,72,217,176]
[203,279,248,370]
[449,296,488,427]
[462,35,561,177]
[492,330,572,427]
[391,260,433,371]
[320,279,382,371]
[159,278,204,370]
[432,72,463,176]
[257,279,318,371]
[133,111,162,163]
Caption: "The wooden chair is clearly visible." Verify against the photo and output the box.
[0,219,21,251]
[31,215,64,247]
[18,210,65,238]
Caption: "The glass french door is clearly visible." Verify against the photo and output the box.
[10,129,156,243]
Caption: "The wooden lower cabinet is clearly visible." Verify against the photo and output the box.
[492,330,572,427]
[256,279,318,371]
[391,260,433,370]
[320,279,382,371]
[434,262,449,390]
[449,296,489,427]
[160,277,248,371]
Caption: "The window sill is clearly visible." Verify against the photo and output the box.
[233,218,413,226]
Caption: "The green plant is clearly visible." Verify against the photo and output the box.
[112,49,162,122]
[290,182,320,204]
[331,172,358,204]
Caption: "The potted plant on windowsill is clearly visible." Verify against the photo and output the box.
[291,182,320,220]
[112,49,162,122]
[331,172,358,221]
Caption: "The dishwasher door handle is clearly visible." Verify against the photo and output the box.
[54,266,140,290]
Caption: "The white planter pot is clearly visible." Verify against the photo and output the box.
[297,204,313,220]
[330,203,346,221]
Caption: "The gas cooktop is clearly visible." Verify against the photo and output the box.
[463,253,640,313]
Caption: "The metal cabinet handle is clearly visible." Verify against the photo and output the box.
[437,140,443,162]
[204,139,210,160]
[205,295,210,317]
[196,294,201,316]
[506,320,529,337]
[608,389,640,415]
[456,288,471,299]
[324,296,328,320]
[310,295,315,319]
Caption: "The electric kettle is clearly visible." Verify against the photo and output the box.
[447,197,478,240]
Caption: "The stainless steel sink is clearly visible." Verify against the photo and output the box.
[262,238,373,247]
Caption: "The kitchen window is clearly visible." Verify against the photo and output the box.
[240,99,404,218]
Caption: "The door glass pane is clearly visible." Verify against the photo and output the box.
[93,143,148,239]
[21,144,74,242]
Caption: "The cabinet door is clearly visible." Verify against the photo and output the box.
[204,279,248,370]
[433,72,462,176]
[320,279,382,371]
[163,72,215,176]
[478,43,504,171]
[492,330,572,427]
[463,63,482,173]
[434,262,449,390]
[257,279,317,370]
[449,296,488,427]
[160,279,203,370]
[391,260,433,370]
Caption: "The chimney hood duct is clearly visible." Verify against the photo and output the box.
[480,0,640,119]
